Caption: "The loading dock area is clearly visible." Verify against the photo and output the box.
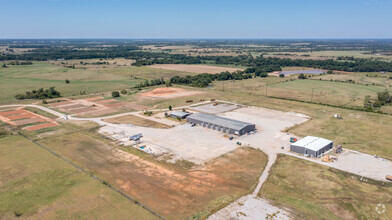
[186,113,255,136]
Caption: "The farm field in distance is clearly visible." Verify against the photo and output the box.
[1,39,392,219]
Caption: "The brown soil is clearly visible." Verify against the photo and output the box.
[103,115,171,129]
[13,118,46,126]
[48,101,73,107]
[83,96,104,101]
[38,133,267,219]
[0,108,58,131]
[24,122,58,131]
[139,87,204,98]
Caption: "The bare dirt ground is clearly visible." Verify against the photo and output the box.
[139,87,204,99]
[209,195,290,220]
[49,97,145,117]
[190,102,242,114]
[0,108,59,131]
[150,64,242,74]
[38,132,267,220]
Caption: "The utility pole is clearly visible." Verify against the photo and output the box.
[311,88,314,102]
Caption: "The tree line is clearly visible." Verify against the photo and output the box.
[15,87,61,100]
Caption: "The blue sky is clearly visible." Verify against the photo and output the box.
[1,0,391,39]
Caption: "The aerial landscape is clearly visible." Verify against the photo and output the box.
[1,0,392,219]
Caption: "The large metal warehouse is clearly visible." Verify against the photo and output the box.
[186,113,255,135]
[290,136,333,157]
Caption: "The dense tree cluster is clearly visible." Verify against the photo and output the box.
[15,87,61,100]
[6,61,32,65]
[0,46,140,61]
[135,78,167,89]
[170,70,254,87]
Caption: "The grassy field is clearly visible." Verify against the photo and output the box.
[267,78,389,107]
[0,61,195,104]
[259,154,392,219]
[103,114,171,129]
[0,135,157,219]
[36,131,267,219]
[267,50,392,61]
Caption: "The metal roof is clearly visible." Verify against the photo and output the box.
[291,136,333,152]
[187,113,254,130]
[170,111,191,117]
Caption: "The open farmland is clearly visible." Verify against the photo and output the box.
[266,79,389,107]
[0,61,196,104]
[37,132,267,219]
[0,135,157,219]
[150,64,244,74]
[259,154,392,220]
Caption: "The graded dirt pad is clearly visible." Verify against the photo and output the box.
[24,122,58,131]
[0,109,58,131]
[103,115,171,129]
[13,118,46,126]
[94,99,117,104]
[48,101,73,107]
[0,110,26,117]
[150,64,243,74]
[69,107,98,114]
[83,96,104,101]
[103,102,127,108]
[61,104,86,110]
[6,113,33,120]
[38,133,267,219]
[78,109,119,117]
[139,87,203,98]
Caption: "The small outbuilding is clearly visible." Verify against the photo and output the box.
[290,136,333,157]
[186,113,255,136]
[170,111,192,119]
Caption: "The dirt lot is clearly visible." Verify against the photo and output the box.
[0,108,59,131]
[49,97,144,117]
[139,87,204,99]
[38,132,267,219]
[190,102,242,114]
[103,115,171,129]
[150,64,243,74]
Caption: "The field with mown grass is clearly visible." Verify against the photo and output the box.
[259,154,392,220]
[0,135,158,219]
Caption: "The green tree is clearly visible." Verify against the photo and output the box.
[120,89,127,94]
[169,105,172,111]
[279,73,285,78]
[327,70,334,74]
[298,74,307,79]
[1,63,6,68]
[112,91,120,98]
[65,79,70,84]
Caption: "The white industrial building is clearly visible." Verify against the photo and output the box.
[290,136,333,157]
